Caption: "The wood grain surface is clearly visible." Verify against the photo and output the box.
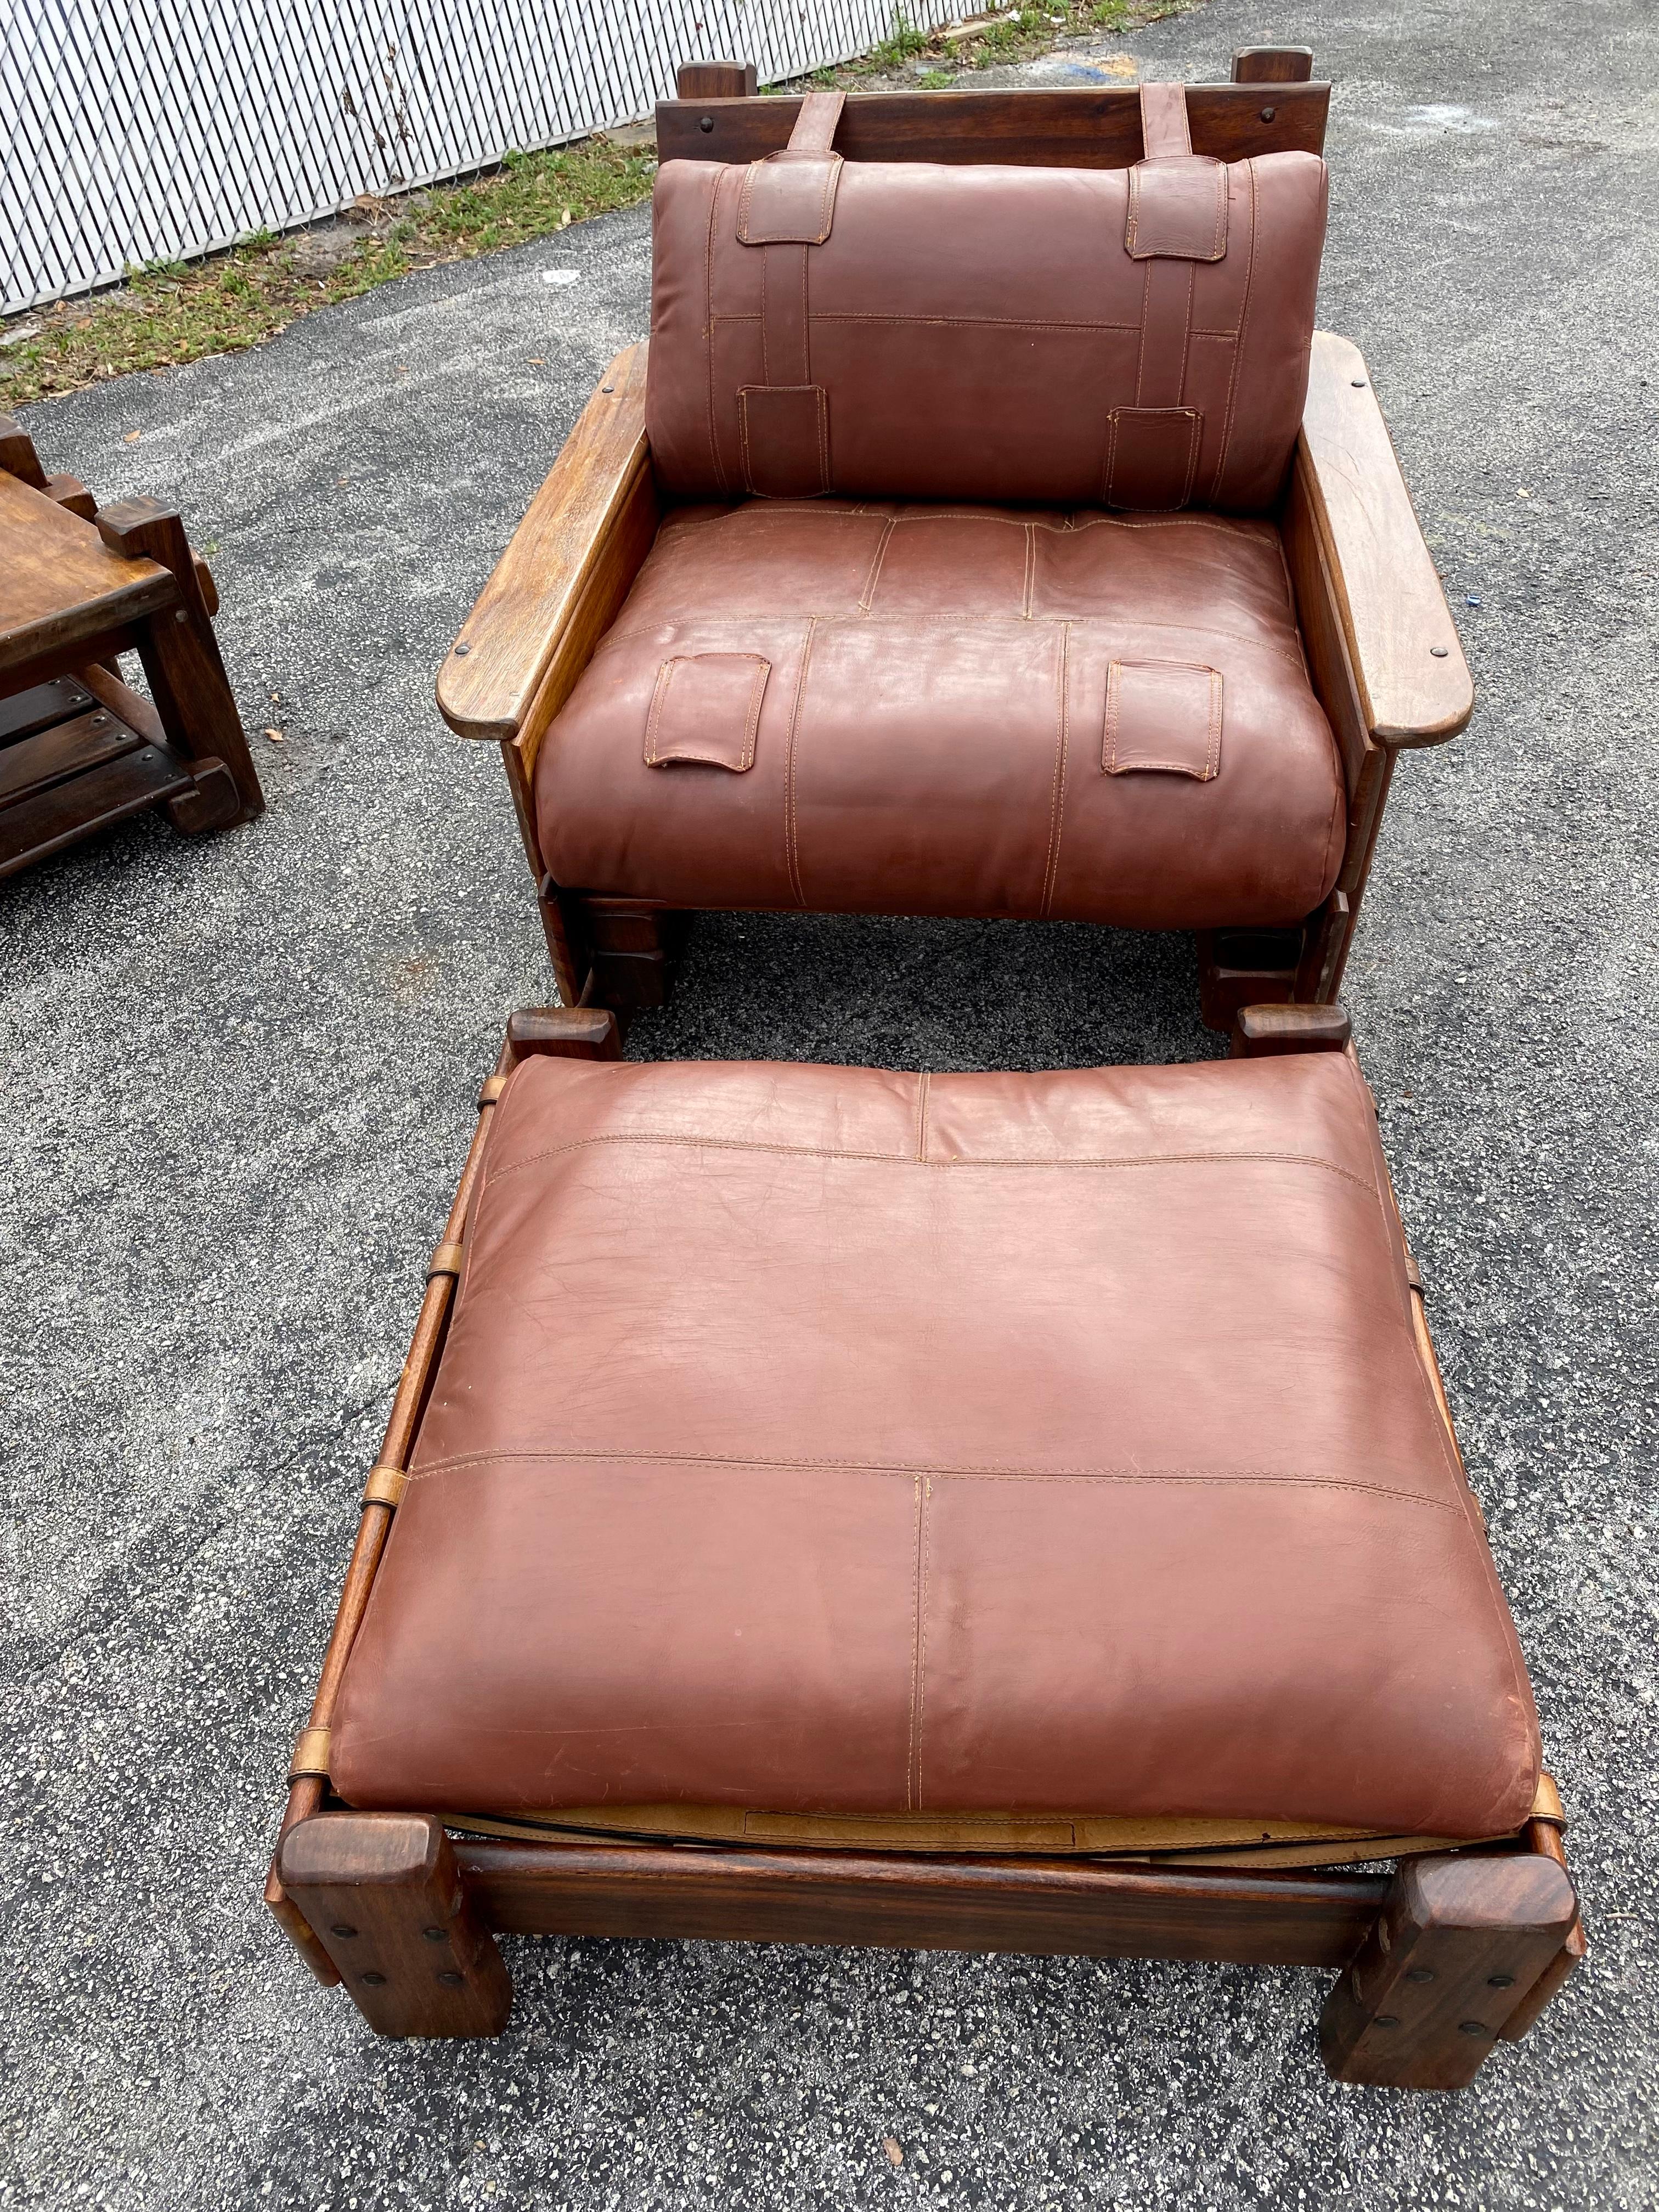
[0,473,174,679]
[656,84,1330,168]
[1298,332,1474,746]
[459,1839,1386,1967]
[437,342,652,746]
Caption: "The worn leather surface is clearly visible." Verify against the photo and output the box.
[332,1053,1542,1840]
[647,146,1327,509]
[534,500,1345,926]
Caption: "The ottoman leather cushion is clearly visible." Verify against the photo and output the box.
[332,1052,1539,1842]
[533,500,1346,929]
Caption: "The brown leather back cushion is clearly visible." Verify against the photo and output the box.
[647,149,1328,512]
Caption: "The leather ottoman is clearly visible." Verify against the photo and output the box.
[269,1009,1579,2086]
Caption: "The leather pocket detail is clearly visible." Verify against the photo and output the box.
[738,385,831,498]
[1125,157,1229,260]
[645,654,771,772]
[1103,659,1222,780]
[1104,407,1202,510]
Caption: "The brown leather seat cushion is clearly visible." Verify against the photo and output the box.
[332,1054,1540,1842]
[535,501,1345,927]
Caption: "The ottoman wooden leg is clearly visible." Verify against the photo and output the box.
[1319,1850,1578,2089]
[279,1812,512,2039]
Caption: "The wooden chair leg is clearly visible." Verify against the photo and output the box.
[1294,888,1352,1003]
[1196,926,1303,1031]
[578,894,685,1010]
[278,1812,512,2039]
[1320,1848,1578,2089]
[535,873,594,1007]
[95,497,265,819]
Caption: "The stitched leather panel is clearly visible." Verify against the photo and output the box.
[1103,658,1222,778]
[736,150,844,245]
[330,1052,1542,1838]
[644,653,770,771]
[647,150,1327,510]
[738,386,831,497]
[535,500,1345,927]
[1104,408,1203,510]
[1127,157,1229,259]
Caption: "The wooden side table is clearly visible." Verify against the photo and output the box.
[0,413,262,879]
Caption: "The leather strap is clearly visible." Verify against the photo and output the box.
[789,88,845,152]
[1139,81,1193,157]
[1136,257,1194,409]
[289,1725,332,1781]
[736,92,845,244]
[736,88,842,494]
[1108,80,1221,508]
[363,1463,410,1508]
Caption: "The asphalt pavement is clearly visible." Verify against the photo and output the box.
[3,0,1656,2203]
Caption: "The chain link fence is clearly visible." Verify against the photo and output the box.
[3,0,956,314]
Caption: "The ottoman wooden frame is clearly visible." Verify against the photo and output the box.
[266,1003,1582,2090]
[435,51,1472,1031]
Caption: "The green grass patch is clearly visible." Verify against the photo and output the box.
[2,137,653,410]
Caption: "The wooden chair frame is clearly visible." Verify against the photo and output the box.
[266,1000,1581,2085]
[435,52,1472,1028]
[0,414,262,879]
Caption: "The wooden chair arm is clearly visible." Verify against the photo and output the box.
[1296,331,1473,748]
[437,342,654,749]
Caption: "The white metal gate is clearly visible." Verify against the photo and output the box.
[2,0,950,312]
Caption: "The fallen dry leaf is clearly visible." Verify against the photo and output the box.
[882,2137,904,2168]
[123,428,140,442]
[262,726,284,742]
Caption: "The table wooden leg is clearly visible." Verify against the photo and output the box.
[1320,1849,1578,2089]
[278,1812,512,2039]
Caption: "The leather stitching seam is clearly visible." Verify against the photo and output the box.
[703,172,727,494]
[594,613,1306,676]
[485,1132,1378,1192]
[400,1451,1464,1515]
[857,515,898,612]
[1039,625,1070,916]
[783,614,817,904]
[1210,159,1257,504]
[916,1476,932,1812]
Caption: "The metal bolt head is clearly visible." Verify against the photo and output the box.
[1373,2015,1400,2029]
[1487,1973,1516,1989]
[330,1923,358,1938]
[1457,2019,1490,2036]
[1259,105,1276,121]
[1430,646,1449,658]
[454,641,470,656]
[1351,377,1367,387]
[699,115,715,132]
[1404,1966,1435,1984]
[174,608,188,623]
[422,1926,447,1942]
[361,1971,388,1986]
[436,1970,464,1987]
[89,712,107,726]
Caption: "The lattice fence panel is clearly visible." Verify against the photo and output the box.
[3,0,956,313]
